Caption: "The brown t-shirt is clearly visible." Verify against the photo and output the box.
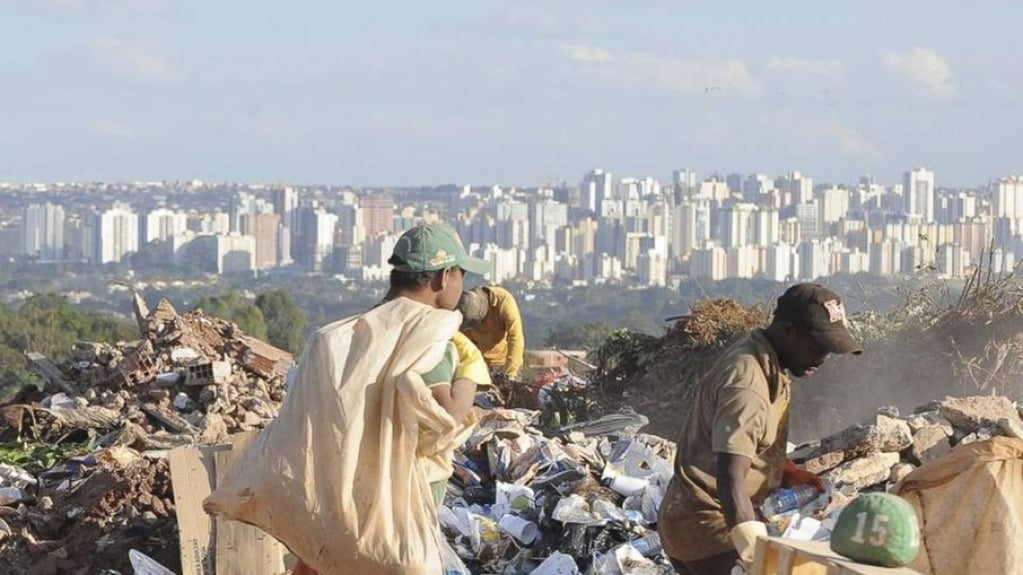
[658,330,791,562]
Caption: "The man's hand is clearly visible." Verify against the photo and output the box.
[782,459,825,492]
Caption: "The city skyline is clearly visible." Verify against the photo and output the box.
[5,169,1023,287]
[2,1,1023,186]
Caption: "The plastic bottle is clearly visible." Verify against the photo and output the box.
[629,533,663,558]
[760,485,819,518]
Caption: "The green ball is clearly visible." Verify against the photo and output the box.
[830,493,921,567]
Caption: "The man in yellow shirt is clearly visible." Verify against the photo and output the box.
[457,285,525,379]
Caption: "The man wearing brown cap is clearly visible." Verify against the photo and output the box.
[658,283,863,575]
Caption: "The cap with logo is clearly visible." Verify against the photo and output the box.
[774,283,863,355]
[388,222,489,275]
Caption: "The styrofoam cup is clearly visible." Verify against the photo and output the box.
[609,474,649,497]
[498,514,539,544]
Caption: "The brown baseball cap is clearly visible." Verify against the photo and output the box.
[774,283,863,355]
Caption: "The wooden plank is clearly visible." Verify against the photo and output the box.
[777,546,796,574]
[752,537,924,575]
[752,537,770,575]
[214,441,287,575]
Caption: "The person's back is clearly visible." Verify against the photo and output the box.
[458,285,524,378]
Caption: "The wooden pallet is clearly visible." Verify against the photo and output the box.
[751,536,923,575]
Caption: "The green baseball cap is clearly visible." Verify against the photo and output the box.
[388,222,489,275]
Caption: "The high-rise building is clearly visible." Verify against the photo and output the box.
[797,240,829,280]
[796,202,820,239]
[296,208,338,271]
[21,202,65,261]
[94,203,139,264]
[271,186,299,228]
[360,193,394,239]
[272,185,299,261]
[718,203,756,248]
[215,234,256,274]
[531,199,569,251]
[904,168,935,222]
[142,208,187,244]
[781,171,813,205]
[818,187,850,224]
[752,208,780,246]
[991,177,1023,235]
[690,245,728,280]
[582,169,613,212]
[239,212,281,270]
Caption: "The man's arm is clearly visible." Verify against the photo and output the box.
[716,452,756,528]
[430,378,477,423]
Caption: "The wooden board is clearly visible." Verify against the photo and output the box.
[751,537,924,575]
[169,434,288,575]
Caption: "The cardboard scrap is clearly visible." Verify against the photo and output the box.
[169,433,289,575]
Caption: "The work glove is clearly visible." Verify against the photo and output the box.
[782,459,825,492]
[730,520,767,568]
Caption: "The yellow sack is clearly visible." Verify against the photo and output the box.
[204,298,465,575]
[892,436,1023,575]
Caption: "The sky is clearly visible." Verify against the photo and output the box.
[2,0,1022,188]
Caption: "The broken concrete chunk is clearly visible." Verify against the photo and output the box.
[937,395,1021,433]
[889,462,916,484]
[904,411,954,435]
[998,417,1023,439]
[822,451,900,491]
[139,404,198,435]
[910,426,952,465]
[877,406,899,418]
[819,414,912,457]
[803,451,846,475]
[787,441,820,463]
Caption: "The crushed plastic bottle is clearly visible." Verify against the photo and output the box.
[628,533,662,558]
[761,485,819,518]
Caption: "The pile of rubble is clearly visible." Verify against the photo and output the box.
[791,395,1023,494]
[0,293,293,574]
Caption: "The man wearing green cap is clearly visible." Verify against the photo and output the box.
[385,222,493,505]
[288,221,492,575]
[658,283,863,575]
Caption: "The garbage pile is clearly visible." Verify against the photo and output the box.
[433,393,1023,574]
[440,406,675,575]
[0,293,293,574]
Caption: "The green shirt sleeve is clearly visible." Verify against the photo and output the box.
[421,342,458,387]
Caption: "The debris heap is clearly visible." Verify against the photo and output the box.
[0,294,293,574]
[1,282,1022,574]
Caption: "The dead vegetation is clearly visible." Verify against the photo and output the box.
[592,260,1023,442]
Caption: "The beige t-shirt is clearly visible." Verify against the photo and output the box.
[658,330,791,562]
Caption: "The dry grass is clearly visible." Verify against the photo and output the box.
[595,258,1023,442]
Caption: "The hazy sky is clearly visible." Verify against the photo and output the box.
[2,0,1021,187]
